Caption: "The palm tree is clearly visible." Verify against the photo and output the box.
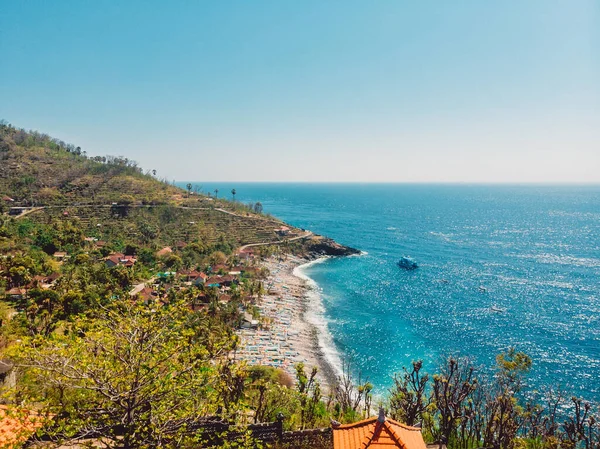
[214,189,219,198]
[231,189,236,201]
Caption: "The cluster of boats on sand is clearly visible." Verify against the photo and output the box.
[397,255,507,313]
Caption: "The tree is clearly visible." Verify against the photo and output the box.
[432,356,478,448]
[332,362,373,422]
[214,188,219,198]
[388,360,431,426]
[231,189,236,201]
[186,183,192,198]
[10,300,237,448]
[296,363,324,429]
[253,202,263,214]
[152,169,157,176]
[496,348,532,393]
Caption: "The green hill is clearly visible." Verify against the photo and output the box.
[0,120,181,206]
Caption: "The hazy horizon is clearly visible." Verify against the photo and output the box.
[1,1,598,183]
[179,181,600,186]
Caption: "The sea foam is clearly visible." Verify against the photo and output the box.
[294,258,345,379]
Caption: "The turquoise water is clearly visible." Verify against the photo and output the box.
[183,183,600,399]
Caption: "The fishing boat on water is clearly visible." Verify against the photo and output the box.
[398,256,418,270]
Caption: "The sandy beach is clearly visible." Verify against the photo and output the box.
[234,255,339,388]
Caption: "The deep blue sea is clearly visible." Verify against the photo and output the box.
[183,183,600,400]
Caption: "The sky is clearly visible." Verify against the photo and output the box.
[0,1,598,183]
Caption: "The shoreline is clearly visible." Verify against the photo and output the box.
[234,254,340,389]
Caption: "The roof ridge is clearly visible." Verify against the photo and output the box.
[385,417,423,431]
[334,416,422,432]
[335,416,379,429]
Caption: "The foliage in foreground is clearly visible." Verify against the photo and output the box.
[7,300,237,448]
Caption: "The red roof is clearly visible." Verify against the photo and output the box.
[6,287,26,296]
[179,270,207,280]
[105,254,136,267]
[333,413,426,449]
[219,294,232,303]
[136,287,155,301]
[205,276,222,285]
[0,405,47,447]
[156,247,173,257]
[211,264,228,272]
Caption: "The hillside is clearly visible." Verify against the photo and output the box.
[0,121,360,258]
[0,121,182,206]
[0,124,367,448]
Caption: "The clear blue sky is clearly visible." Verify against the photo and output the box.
[1,1,598,182]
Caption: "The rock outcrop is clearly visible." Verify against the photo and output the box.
[304,235,360,258]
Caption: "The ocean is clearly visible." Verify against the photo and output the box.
[182,183,600,400]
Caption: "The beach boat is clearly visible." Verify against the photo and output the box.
[397,256,418,270]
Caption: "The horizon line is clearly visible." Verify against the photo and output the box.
[175,181,600,186]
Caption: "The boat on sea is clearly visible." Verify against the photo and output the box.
[490,305,507,313]
[397,256,418,270]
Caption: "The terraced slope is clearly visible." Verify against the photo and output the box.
[24,205,291,248]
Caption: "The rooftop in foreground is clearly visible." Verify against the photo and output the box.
[332,409,427,449]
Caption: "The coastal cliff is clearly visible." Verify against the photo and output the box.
[304,235,361,258]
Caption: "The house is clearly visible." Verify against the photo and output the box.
[105,253,137,268]
[156,246,173,257]
[194,272,209,285]
[184,270,209,286]
[30,273,60,289]
[229,266,246,275]
[241,312,259,329]
[175,241,187,249]
[179,270,207,283]
[218,294,232,304]
[121,256,137,268]
[53,251,67,260]
[2,196,15,203]
[210,264,228,274]
[134,287,156,302]
[332,409,426,449]
[205,276,223,288]
[275,226,292,237]
[105,254,121,268]
[236,247,255,260]
[219,275,236,286]
[5,287,26,300]
[205,275,236,288]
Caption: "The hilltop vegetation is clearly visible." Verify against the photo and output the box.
[0,120,182,206]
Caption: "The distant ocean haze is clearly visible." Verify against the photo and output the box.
[182,183,600,399]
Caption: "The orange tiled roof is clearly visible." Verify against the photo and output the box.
[0,405,46,447]
[333,413,427,449]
